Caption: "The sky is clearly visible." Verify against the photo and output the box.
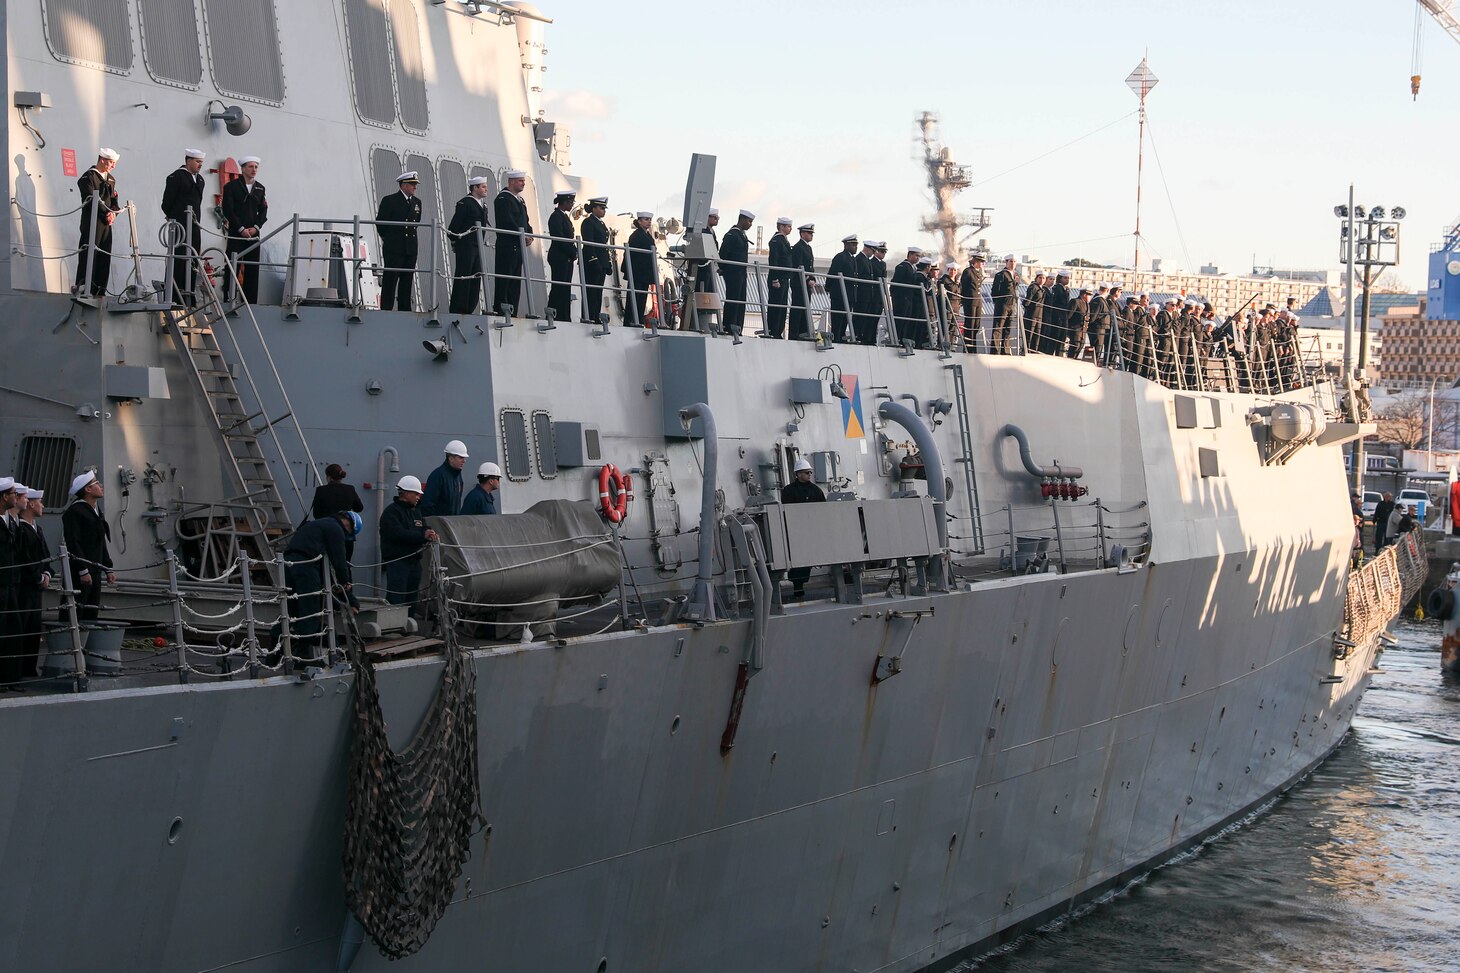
[535,0,1460,289]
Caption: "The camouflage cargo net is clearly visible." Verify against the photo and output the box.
[341,557,485,959]
[1342,531,1428,647]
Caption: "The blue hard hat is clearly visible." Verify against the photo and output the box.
[344,511,363,537]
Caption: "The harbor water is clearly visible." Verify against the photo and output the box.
[966,619,1459,973]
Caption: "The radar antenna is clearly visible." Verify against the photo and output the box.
[915,112,992,261]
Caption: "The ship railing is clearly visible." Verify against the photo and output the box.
[951,498,1151,579]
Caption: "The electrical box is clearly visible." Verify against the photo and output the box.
[810,450,839,483]
[789,378,825,405]
[553,421,601,468]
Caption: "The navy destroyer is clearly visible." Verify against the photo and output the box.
[0,2,1427,971]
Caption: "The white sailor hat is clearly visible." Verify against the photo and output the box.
[70,471,97,495]
[588,196,608,206]
[873,241,888,249]
[553,188,576,199]
[25,488,43,501]
[397,171,420,183]
[635,210,653,219]
[239,155,261,166]
[797,223,815,232]
[468,175,491,187]
[841,233,858,243]
[970,251,986,260]
[0,477,13,493]
[503,169,526,180]
[11,484,26,498]
[917,257,932,266]
[98,148,120,161]
[907,246,924,255]
[776,216,792,226]
[738,208,755,220]
[184,148,205,160]
[1056,269,1071,277]
[1098,282,1110,289]
[707,208,719,217]
[1109,282,1123,289]
[1003,253,1015,261]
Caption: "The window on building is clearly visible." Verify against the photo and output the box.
[202,0,285,104]
[43,0,134,73]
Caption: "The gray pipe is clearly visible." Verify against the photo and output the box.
[679,403,717,622]
[877,400,947,552]
[998,423,1084,479]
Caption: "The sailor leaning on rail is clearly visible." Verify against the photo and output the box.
[276,509,362,664]
[72,148,120,299]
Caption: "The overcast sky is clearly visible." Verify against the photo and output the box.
[538,0,1459,288]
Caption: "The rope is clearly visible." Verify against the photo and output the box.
[10,198,84,219]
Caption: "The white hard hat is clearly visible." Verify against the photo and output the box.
[478,462,503,478]
[444,439,469,458]
[794,458,813,473]
[397,475,424,493]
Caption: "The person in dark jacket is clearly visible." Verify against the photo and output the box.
[1023,272,1047,354]
[74,149,121,298]
[421,440,469,518]
[580,196,611,323]
[693,208,721,296]
[1372,492,1395,553]
[448,175,492,315]
[788,224,817,340]
[622,212,657,327]
[161,149,206,306]
[379,475,438,614]
[717,209,752,337]
[1087,284,1112,365]
[765,217,794,338]
[859,243,889,345]
[891,247,927,347]
[780,458,826,599]
[280,510,360,661]
[959,253,986,352]
[310,463,364,557]
[825,234,859,343]
[310,463,364,521]
[12,487,50,686]
[546,189,577,323]
[1067,289,1091,359]
[492,169,532,316]
[60,471,113,623]
[221,156,268,303]
[0,479,20,686]
[461,462,502,515]
[376,171,424,311]
[852,240,878,345]
[1045,270,1071,356]
[990,256,1020,355]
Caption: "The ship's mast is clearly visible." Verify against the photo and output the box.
[1125,57,1159,281]
[916,112,991,260]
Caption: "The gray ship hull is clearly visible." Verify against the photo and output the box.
[0,547,1372,973]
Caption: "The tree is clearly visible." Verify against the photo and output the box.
[1063,257,1103,268]
[1371,269,1412,294]
[1374,390,1460,448]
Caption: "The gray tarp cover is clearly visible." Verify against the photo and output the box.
[427,500,618,637]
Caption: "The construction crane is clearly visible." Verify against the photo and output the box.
[1412,0,1460,98]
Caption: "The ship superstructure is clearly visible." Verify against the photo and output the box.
[0,4,1421,972]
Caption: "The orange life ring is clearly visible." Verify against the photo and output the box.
[598,464,632,523]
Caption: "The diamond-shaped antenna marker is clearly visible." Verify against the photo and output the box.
[1126,58,1158,100]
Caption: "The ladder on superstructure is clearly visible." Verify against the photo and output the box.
[163,276,316,565]
[945,362,985,554]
